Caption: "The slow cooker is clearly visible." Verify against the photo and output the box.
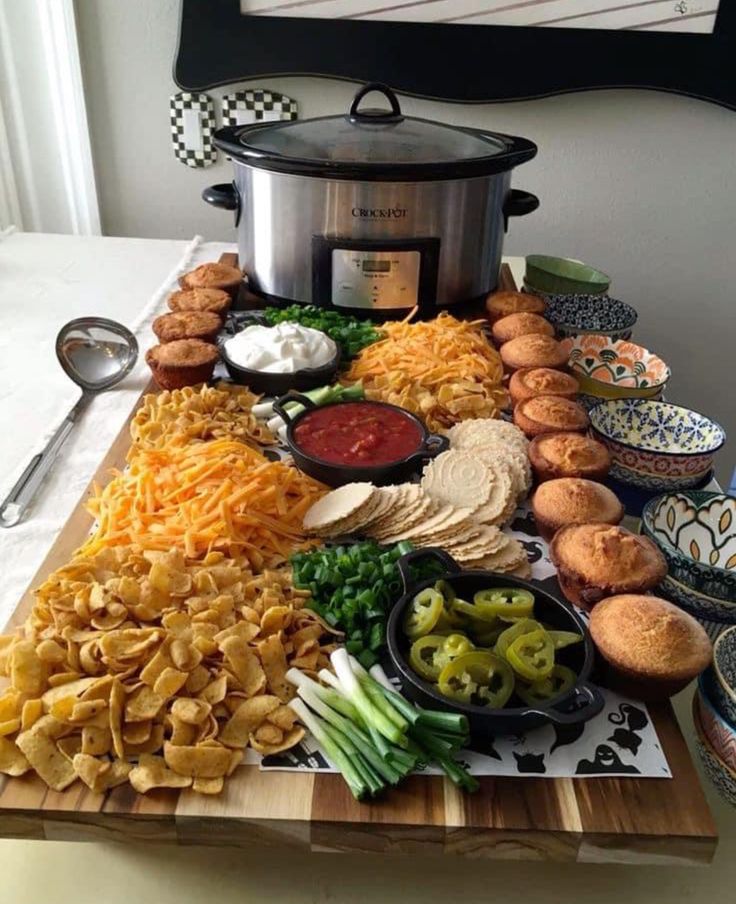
[204,83,539,314]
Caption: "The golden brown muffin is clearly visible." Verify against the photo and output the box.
[145,339,219,390]
[550,523,667,610]
[179,262,243,299]
[590,595,712,701]
[509,367,579,408]
[486,290,546,324]
[513,395,589,439]
[500,334,568,373]
[491,313,554,348]
[167,287,231,317]
[529,432,611,483]
[152,311,222,344]
[532,478,624,541]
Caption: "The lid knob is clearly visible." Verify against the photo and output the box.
[348,82,404,124]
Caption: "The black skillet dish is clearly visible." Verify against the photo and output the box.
[274,392,449,488]
[386,548,604,741]
[218,311,341,395]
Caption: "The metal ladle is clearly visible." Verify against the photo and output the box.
[0,317,138,528]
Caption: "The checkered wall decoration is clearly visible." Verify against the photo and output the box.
[221,90,298,126]
[170,92,217,168]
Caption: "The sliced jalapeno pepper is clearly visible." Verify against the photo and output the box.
[409,633,475,682]
[472,587,535,620]
[515,665,577,705]
[505,629,555,681]
[434,579,456,603]
[434,602,467,634]
[409,634,448,681]
[494,619,544,659]
[438,651,514,708]
[403,588,444,639]
[546,630,583,650]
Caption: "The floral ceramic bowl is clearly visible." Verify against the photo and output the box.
[542,294,637,341]
[563,335,670,409]
[657,573,733,640]
[698,681,736,770]
[642,492,736,603]
[589,399,726,490]
[693,695,736,807]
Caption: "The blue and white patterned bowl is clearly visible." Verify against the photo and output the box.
[589,399,726,491]
[700,665,736,727]
[542,293,637,341]
[642,492,736,603]
[714,626,736,705]
[693,695,736,807]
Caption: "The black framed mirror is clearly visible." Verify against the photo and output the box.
[175,0,736,111]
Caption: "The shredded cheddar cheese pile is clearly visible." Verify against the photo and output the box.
[82,438,326,569]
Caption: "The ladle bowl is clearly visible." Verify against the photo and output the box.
[0,317,138,527]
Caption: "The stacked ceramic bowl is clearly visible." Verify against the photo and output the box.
[693,627,736,806]
[524,255,611,297]
[562,335,670,411]
[543,294,638,341]
[589,399,726,492]
[642,491,736,639]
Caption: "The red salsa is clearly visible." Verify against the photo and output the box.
[294,402,423,466]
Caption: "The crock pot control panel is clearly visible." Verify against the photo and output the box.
[312,237,440,313]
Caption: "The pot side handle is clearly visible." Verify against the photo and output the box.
[503,189,539,232]
[397,547,461,595]
[535,682,605,727]
[272,391,318,425]
[202,182,241,227]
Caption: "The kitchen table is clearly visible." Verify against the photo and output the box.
[0,230,734,903]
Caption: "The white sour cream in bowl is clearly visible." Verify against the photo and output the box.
[224,322,337,373]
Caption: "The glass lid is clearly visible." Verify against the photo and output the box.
[214,83,537,182]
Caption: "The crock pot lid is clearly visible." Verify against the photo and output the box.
[237,83,508,166]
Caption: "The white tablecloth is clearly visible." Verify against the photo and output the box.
[0,237,524,629]
[0,231,239,626]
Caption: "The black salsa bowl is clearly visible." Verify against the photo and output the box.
[386,548,604,741]
[274,392,449,488]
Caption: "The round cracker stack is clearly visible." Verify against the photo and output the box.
[299,416,533,575]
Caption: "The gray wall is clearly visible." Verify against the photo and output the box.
[75,0,735,482]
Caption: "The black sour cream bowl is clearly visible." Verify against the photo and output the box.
[274,392,449,488]
[217,332,340,395]
[386,547,604,742]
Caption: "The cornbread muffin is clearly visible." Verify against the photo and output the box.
[486,290,546,324]
[491,313,554,348]
[509,367,579,408]
[152,311,222,344]
[146,339,219,390]
[179,262,243,299]
[550,523,667,610]
[513,395,589,439]
[500,334,568,373]
[532,478,624,541]
[167,287,231,318]
[529,432,611,483]
[590,594,712,700]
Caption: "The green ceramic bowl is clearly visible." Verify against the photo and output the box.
[525,255,611,296]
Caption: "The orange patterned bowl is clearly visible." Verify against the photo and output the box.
[562,335,670,408]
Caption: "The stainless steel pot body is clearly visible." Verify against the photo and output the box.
[229,162,513,307]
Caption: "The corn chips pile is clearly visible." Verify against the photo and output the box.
[345,313,509,431]
[131,382,275,451]
[0,546,336,794]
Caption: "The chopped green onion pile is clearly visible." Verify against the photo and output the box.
[263,305,382,359]
[287,651,478,800]
[290,541,442,668]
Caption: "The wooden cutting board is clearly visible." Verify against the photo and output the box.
[0,262,717,863]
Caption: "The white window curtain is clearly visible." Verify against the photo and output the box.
[0,0,100,234]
